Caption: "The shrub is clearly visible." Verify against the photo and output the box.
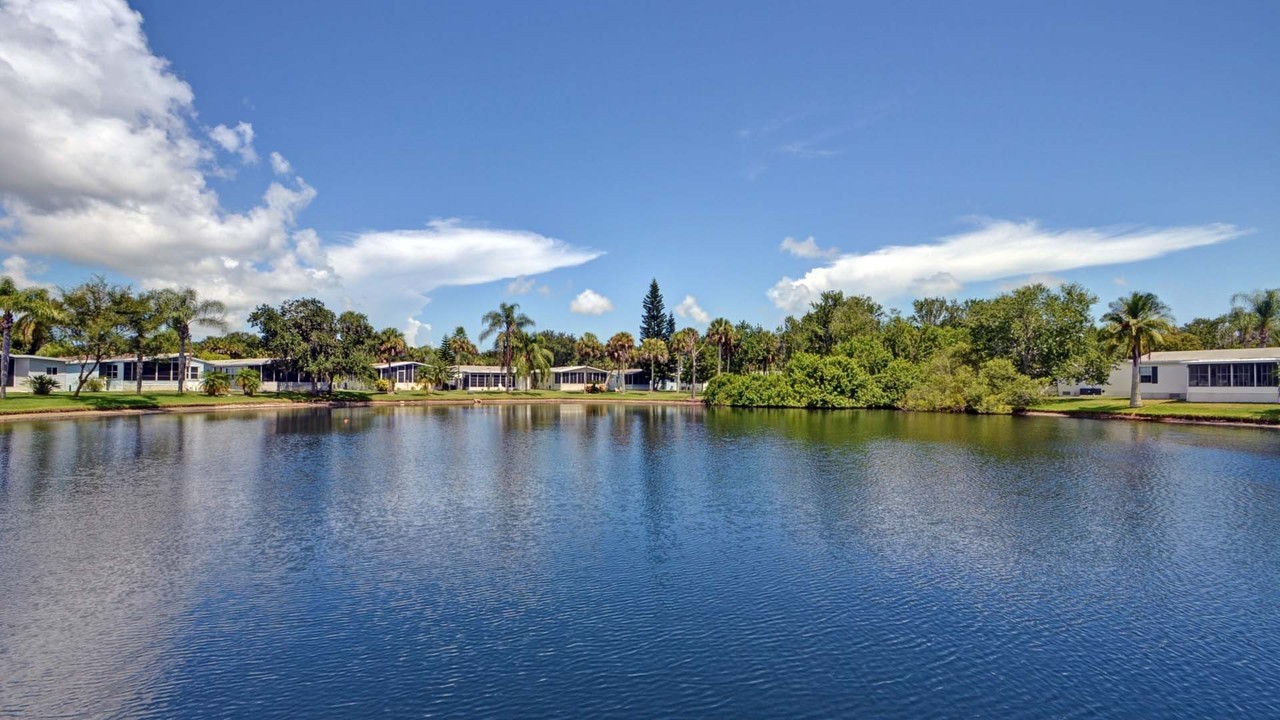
[900,351,1043,414]
[200,370,232,396]
[374,378,391,393]
[82,377,107,392]
[24,374,60,395]
[703,373,798,407]
[235,368,262,396]
[968,358,1046,414]
[585,383,603,394]
[786,353,875,408]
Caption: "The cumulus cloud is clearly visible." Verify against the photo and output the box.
[269,151,292,176]
[767,219,1245,311]
[570,289,614,315]
[674,295,710,324]
[1,255,50,288]
[0,0,601,327]
[403,317,430,347]
[506,276,536,295]
[209,122,257,164]
[780,235,838,259]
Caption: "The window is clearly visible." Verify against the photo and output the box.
[188,364,200,380]
[1232,364,1255,387]
[103,364,120,380]
[1258,363,1277,388]
[1139,365,1159,384]
[1210,363,1232,387]
[45,366,58,375]
[1188,365,1209,387]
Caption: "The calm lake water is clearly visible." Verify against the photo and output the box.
[2,405,1279,718]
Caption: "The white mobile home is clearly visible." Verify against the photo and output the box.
[2,354,68,392]
[547,365,611,391]
[1060,348,1280,404]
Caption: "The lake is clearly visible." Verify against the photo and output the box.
[2,405,1279,718]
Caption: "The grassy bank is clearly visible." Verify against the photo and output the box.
[0,389,696,417]
[1028,397,1280,425]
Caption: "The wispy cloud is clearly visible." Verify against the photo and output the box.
[996,273,1068,292]
[780,235,839,259]
[506,276,536,295]
[570,289,614,315]
[269,151,292,176]
[767,219,1246,311]
[674,295,710,324]
[777,139,844,158]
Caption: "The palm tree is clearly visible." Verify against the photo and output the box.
[479,302,534,390]
[447,328,478,364]
[1231,289,1280,347]
[671,327,700,399]
[420,357,454,393]
[157,287,227,394]
[0,276,62,400]
[574,332,605,366]
[235,368,262,396]
[605,332,635,392]
[117,289,166,395]
[375,327,408,393]
[637,338,669,391]
[513,331,554,389]
[1101,291,1175,408]
[705,317,738,375]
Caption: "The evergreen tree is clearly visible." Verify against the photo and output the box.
[640,279,667,342]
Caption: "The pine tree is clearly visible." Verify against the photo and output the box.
[640,279,667,342]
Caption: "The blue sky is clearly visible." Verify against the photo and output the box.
[0,0,1276,345]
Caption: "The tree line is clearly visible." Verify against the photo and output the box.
[2,271,1276,409]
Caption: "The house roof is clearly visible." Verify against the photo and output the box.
[6,354,65,362]
[549,365,611,373]
[452,364,510,373]
[373,361,426,369]
[1145,347,1280,363]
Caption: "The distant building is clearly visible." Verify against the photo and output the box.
[1059,348,1280,404]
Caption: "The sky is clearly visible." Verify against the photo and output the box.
[0,0,1276,346]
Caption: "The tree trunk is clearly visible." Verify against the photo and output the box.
[676,356,683,396]
[177,330,188,394]
[649,358,655,391]
[1129,345,1142,408]
[0,315,11,400]
[690,352,697,400]
[136,351,144,394]
[717,346,723,375]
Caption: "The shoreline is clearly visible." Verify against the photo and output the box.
[1019,409,1280,430]
[0,395,704,424]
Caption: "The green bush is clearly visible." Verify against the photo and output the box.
[968,358,1046,414]
[900,352,1043,414]
[373,378,391,393]
[200,370,232,396]
[585,383,603,394]
[703,372,798,407]
[235,368,262,396]
[786,353,875,407]
[82,377,107,392]
[24,374,61,395]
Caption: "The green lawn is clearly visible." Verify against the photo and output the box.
[1029,397,1280,424]
[0,388,697,416]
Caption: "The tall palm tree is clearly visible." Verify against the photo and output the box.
[513,331,554,389]
[1231,288,1280,347]
[605,332,635,392]
[375,327,408,393]
[671,327,700,399]
[0,276,62,400]
[705,317,737,375]
[1101,291,1175,408]
[157,288,228,394]
[574,332,605,366]
[637,337,669,391]
[479,302,534,390]
[447,327,478,364]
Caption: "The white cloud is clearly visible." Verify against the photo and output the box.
[1,255,50,288]
[767,219,1245,311]
[779,235,838,259]
[506,276,536,295]
[1113,276,1128,286]
[269,151,292,176]
[996,273,1068,292]
[0,0,601,327]
[570,289,614,315]
[403,317,430,347]
[537,284,551,297]
[674,295,710,324]
[209,121,257,164]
